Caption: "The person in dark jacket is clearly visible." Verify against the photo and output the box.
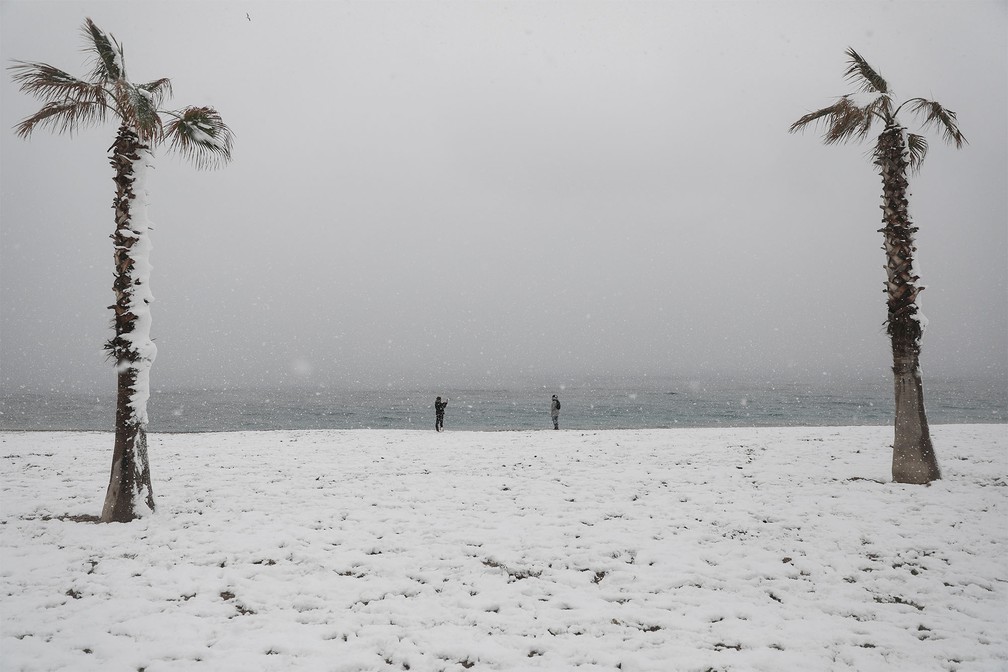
[434,396,448,432]
[550,394,561,430]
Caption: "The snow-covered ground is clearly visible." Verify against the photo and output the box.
[1,425,1006,671]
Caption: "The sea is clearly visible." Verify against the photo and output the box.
[1,376,1005,433]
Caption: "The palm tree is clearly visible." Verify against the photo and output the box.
[790,48,965,484]
[11,18,234,521]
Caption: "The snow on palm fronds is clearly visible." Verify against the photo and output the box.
[165,106,235,170]
[10,17,234,167]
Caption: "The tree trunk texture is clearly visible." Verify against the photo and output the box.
[875,126,941,484]
[101,123,156,522]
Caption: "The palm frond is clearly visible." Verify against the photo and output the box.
[790,96,874,145]
[137,78,173,110]
[8,61,108,106]
[844,48,888,95]
[906,133,929,173]
[14,99,107,138]
[865,94,893,126]
[908,98,967,148]
[827,99,874,144]
[789,101,845,134]
[82,17,124,82]
[164,106,234,169]
[123,83,165,143]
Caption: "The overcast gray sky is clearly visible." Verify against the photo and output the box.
[1,0,1005,393]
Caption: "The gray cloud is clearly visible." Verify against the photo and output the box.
[2,0,1005,394]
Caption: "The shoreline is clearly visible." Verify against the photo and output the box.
[2,421,1006,436]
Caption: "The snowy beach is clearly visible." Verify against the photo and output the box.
[2,424,1006,671]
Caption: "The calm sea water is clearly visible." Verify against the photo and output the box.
[1,377,1004,433]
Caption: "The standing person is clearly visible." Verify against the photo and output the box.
[434,396,448,432]
[550,394,561,430]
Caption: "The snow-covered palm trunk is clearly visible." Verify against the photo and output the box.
[101,123,157,522]
[875,125,941,484]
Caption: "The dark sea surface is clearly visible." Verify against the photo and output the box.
[2,376,1005,433]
